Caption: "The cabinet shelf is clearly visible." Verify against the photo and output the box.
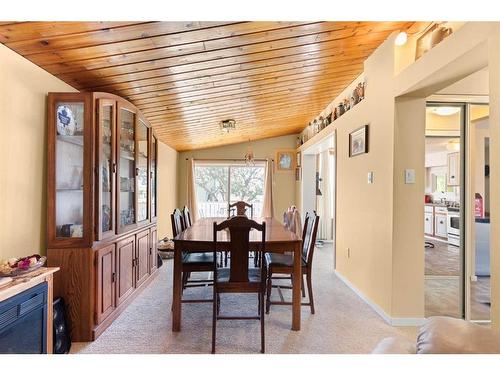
[120,150,135,161]
[57,135,84,146]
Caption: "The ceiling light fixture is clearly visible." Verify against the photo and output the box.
[395,31,408,46]
[244,139,255,166]
[432,107,461,116]
[220,119,236,133]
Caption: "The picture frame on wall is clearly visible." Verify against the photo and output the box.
[349,125,369,157]
[296,152,301,167]
[275,149,295,172]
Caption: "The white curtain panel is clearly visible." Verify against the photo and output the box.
[317,151,334,240]
[262,159,274,218]
[186,158,199,221]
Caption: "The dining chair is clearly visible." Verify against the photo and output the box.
[224,201,257,267]
[228,201,254,218]
[171,208,214,302]
[265,211,319,314]
[182,206,192,228]
[212,216,266,354]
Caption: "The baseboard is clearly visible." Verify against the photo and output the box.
[334,270,426,327]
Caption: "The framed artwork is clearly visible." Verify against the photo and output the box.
[349,125,369,157]
[275,149,295,172]
[296,152,301,167]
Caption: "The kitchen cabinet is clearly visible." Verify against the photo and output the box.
[435,214,448,238]
[46,92,159,341]
[425,213,434,236]
[447,152,460,186]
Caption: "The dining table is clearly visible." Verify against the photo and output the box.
[171,217,303,331]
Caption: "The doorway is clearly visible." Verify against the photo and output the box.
[424,102,465,318]
[300,131,337,269]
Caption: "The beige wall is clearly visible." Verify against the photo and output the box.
[157,141,178,239]
[178,135,297,221]
[0,44,77,259]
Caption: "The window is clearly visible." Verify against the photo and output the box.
[194,161,266,218]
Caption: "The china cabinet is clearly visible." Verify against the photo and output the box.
[46,92,159,341]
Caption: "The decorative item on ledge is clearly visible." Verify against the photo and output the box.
[299,80,366,144]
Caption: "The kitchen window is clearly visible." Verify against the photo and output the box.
[194,161,266,218]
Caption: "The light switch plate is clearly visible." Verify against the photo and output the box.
[367,171,374,184]
[405,169,416,184]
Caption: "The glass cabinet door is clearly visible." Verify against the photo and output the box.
[118,107,137,230]
[99,100,115,237]
[55,101,85,238]
[151,134,157,220]
[137,120,149,222]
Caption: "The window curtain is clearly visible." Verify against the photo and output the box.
[186,158,199,221]
[317,150,334,240]
[262,159,274,218]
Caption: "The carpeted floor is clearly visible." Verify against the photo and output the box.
[71,244,417,354]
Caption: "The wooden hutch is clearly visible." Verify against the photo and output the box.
[46,92,159,341]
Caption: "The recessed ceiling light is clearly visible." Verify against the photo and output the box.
[395,32,408,46]
[431,107,461,116]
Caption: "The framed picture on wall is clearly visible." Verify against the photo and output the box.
[349,125,369,157]
[275,149,295,172]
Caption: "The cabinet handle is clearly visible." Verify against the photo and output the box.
[112,163,116,173]
[111,272,116,283]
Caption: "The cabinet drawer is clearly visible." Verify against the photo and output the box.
[425,205,434,213]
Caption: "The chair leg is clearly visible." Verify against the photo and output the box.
[182,272,189,290]
[224,251,228,267]
[212,291,217,354]
[260,292,265,353]
[265,271,272,314]
[306,272,315,314]
[301,274,306,298]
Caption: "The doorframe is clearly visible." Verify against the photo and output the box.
[465,101,491,323]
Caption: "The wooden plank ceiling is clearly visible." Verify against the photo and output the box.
[0,21,420,151]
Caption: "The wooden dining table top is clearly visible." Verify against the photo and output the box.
[173,217,301,244]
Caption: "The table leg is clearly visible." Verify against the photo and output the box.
[292,242,301,331]
[172,244,182,331]
[46,274,54,354]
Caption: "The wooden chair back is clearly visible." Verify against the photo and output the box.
[302,212,320,265]
[228,201,254,218]
[171,208,185,238]
[213,216,265,283]
[182,206,192,228]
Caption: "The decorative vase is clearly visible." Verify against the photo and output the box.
[337,103,345,116]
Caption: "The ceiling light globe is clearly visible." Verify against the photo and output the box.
[395,32,408,46]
